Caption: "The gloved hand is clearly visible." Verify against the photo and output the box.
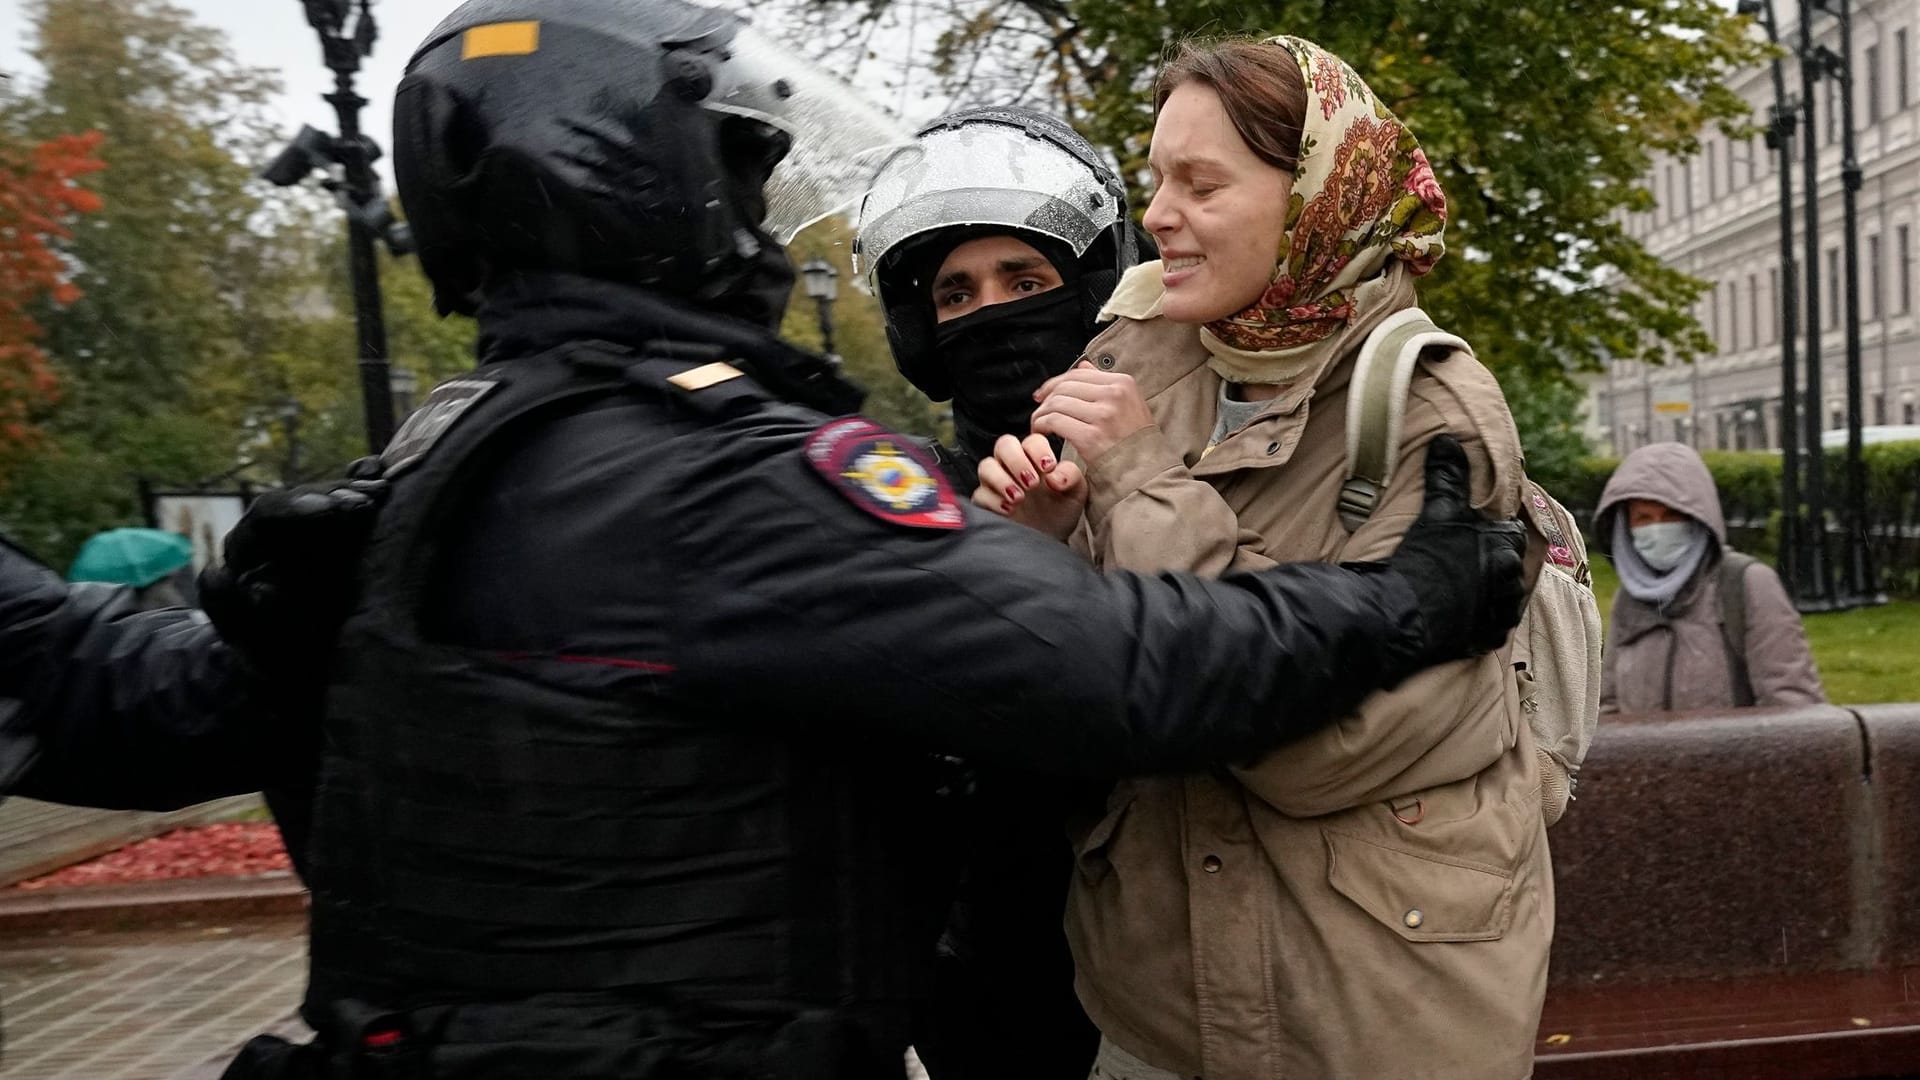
[1385,435,1529,663]
[198,458,388,685]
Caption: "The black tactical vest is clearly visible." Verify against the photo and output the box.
[298,345,940,1079]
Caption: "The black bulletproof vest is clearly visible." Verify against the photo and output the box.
[300,345,932,1078]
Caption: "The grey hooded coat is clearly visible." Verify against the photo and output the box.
[1595,443,1825,714]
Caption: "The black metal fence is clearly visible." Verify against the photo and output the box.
[1537,443,1920,598]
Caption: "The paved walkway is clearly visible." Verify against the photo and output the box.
[0,915,934,1079]
[0,916,307,1079]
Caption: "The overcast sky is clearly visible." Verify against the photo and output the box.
[0,0,1757,182]
[0,1,948,186]
[0,1,461,181]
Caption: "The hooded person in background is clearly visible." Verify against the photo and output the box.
[1595,442,1824,714]
[853,104,1149,1077]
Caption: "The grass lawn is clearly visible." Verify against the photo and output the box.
[1587,558,1920,705]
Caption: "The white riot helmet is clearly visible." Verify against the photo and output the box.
[852,106,1144,399]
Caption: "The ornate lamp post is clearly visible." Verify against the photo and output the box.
[1737,0,1806,600]
[1794,0,1841,610]
[262,0,414,453]
[389,365,419,423]
[1812,0,1885,606]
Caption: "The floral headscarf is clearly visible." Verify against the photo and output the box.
[1200,36,1447,371]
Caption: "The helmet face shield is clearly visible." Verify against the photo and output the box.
[853,122,1123,293]
[703,24,919,242]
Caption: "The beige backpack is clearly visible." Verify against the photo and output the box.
[1341,308,1603,825]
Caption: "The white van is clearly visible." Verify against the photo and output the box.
[1819,425,1920,449]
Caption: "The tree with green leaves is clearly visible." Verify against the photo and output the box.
[0,0,463,566]
[0,0,291,562]
[779,0,1767,452]
[782,217,947,439]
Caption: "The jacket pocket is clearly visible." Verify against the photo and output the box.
[1323,827,1518,942]
[1073,784,1137,886]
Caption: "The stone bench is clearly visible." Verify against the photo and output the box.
[1535,703,1920,1079]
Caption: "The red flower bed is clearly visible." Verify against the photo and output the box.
[13,823,291,890]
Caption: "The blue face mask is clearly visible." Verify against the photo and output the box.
[1631,521,1698,573]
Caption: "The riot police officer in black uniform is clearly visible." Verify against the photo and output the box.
[223,2,1531,1076]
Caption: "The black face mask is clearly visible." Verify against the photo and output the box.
[934,288,1091,463]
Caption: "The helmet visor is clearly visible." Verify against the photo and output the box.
[705,25,919,243]
[853,122,1122,291]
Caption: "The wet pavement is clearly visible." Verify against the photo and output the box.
[0,914,934,1078]
[0,916,306,1079]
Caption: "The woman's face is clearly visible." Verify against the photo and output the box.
[1627,499,1690,529]
[1142,82,1295,325]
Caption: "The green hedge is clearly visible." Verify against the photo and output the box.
[1534,442,1920,597]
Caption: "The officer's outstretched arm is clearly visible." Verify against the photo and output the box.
[670,433,1525,776]
[0,536,295,809]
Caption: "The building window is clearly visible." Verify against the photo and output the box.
[1827,80,1839,144]
[1900,225,1913,314]
[1828,247,1841,327]
[1898,28,1911,111]
[1869,234,1882,319]
[1707,141,1719,199]
[1749,273,1761,347]
[1772,402,1785,448]
[1770,267,1781,342]
[1708,287,1720,351]
[1665,165,1676,221]
[1874,392,1887,426]
[1831,402,1845,431]
[1906,398,1917,425]
[1867,44,1882,125]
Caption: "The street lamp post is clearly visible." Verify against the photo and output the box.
[1813,0,1885,606]
[277,398,304,486]
[1795,0,1840,610]
[1738,0,1805,600]
[389,365,419,423]
[800,257,840,361]
[262,1,415,455]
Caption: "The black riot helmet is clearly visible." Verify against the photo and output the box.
[395,0,914,323]
[853,106,1149,400]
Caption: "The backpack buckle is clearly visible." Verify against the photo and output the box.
[1338,478,1381,532]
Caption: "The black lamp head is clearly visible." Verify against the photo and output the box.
[261,125,338,187]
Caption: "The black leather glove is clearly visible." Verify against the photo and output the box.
[198,458,388,685]
[1384,435,1529,663]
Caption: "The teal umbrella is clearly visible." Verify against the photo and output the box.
[68,528,194,588]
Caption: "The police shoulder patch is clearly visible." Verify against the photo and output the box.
[804,418,965,531]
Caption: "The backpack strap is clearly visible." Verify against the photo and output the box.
[1340,307,1473,530]
[1717,551,1757,707]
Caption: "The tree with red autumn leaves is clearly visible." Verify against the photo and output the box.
[0,129,103,457]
